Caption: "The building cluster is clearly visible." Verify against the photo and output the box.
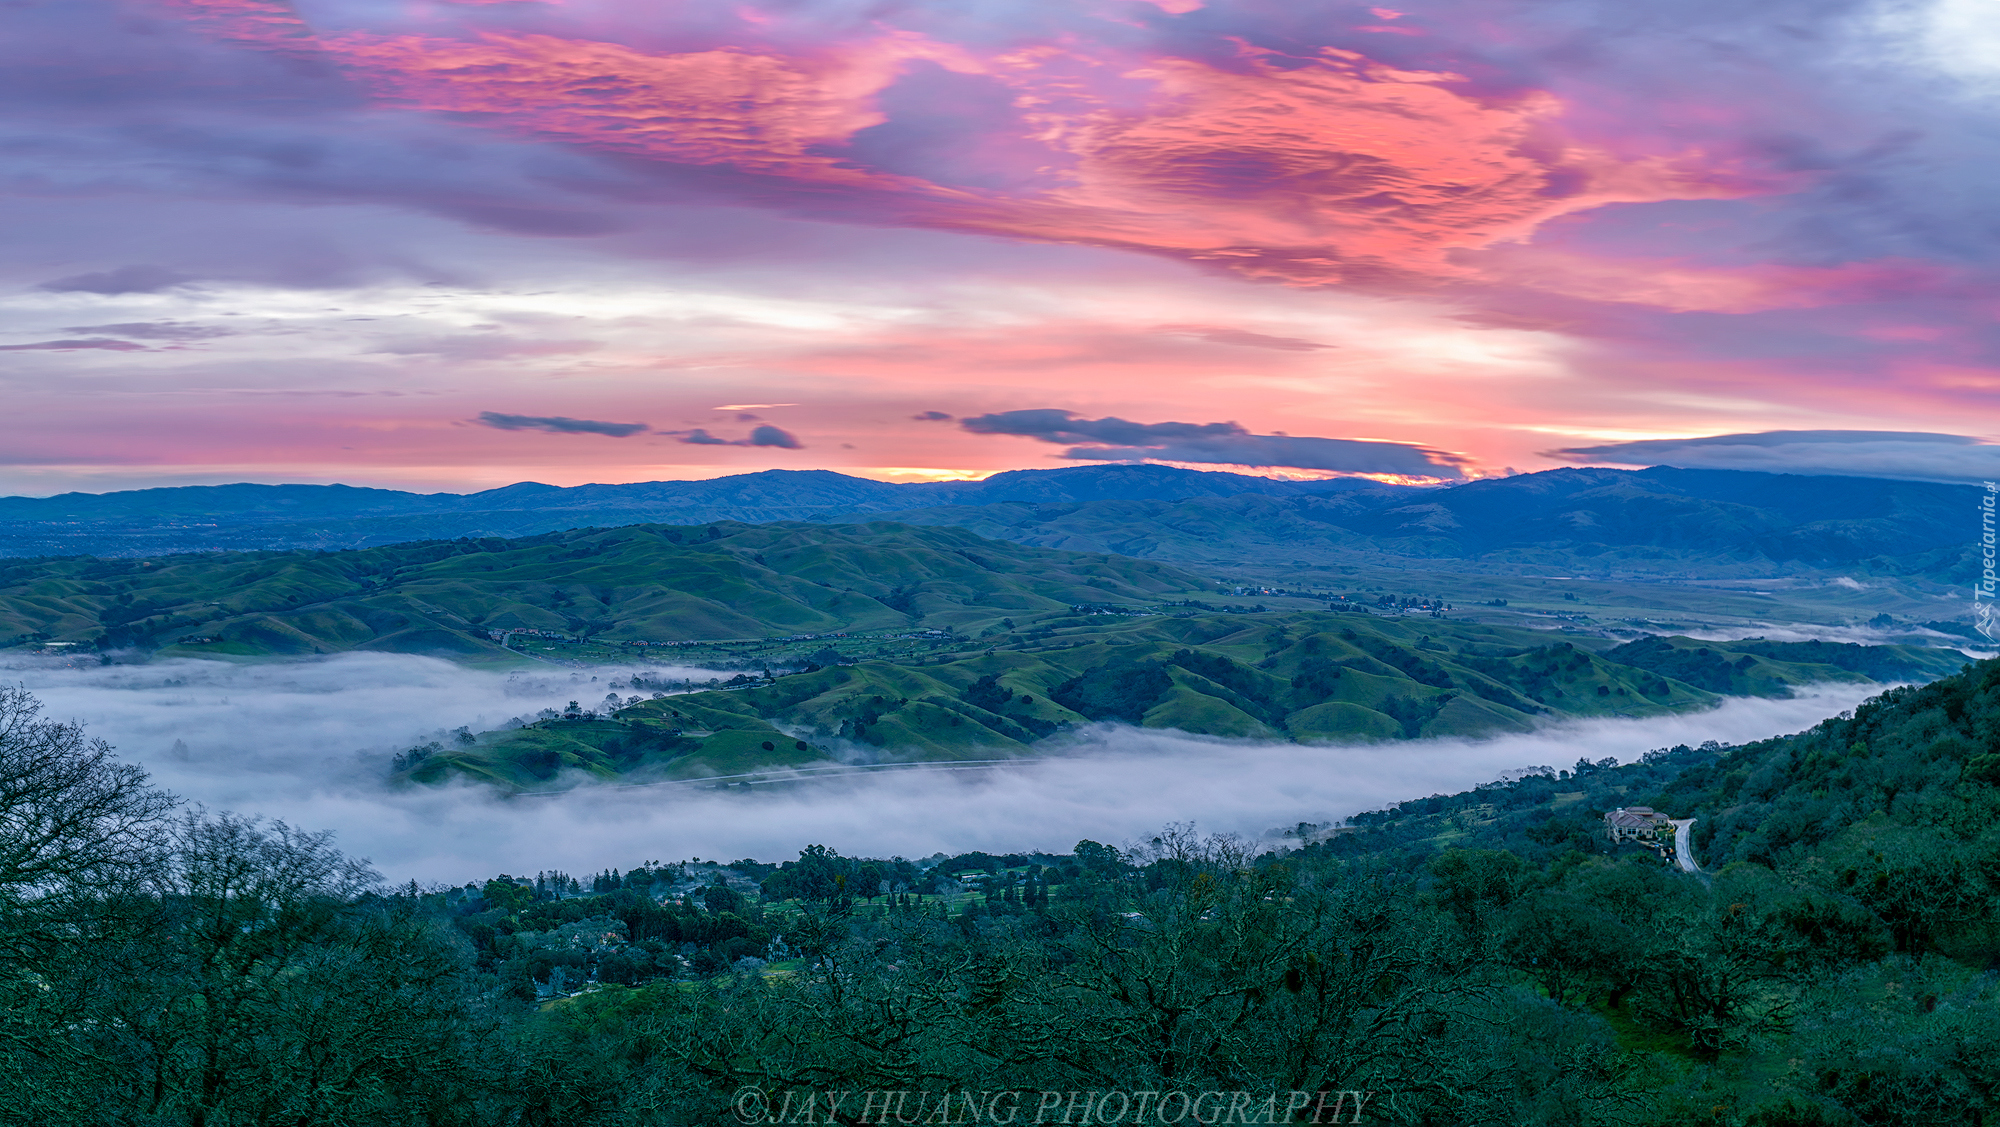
[1603,806,1687,866]
[488,628,569,642]
[1604,806,1670,843]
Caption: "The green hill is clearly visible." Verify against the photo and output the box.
[0,522,1209,661]
[418,613,1967,788]
[1309,652,2000,1093]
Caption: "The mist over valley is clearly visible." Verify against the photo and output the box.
[0,650,1887,884]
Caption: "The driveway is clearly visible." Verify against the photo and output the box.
[1668,818,1701,874]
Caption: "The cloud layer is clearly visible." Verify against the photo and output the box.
[962,409,1465,477]
[673,425,804,449]
[476,412,650,437]
[1553,430,2000,484]
[2,652,1884,883]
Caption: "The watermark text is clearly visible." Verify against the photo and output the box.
[731,1088,1375,1124]
[1975,481,1998,643]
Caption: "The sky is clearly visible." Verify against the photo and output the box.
[5,0,2000,495]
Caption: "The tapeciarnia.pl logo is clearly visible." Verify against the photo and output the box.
[1977,481,1998,643]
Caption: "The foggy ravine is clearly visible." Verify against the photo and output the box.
[3,653,1889,884]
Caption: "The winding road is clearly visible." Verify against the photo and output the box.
[1668,818,1701,874]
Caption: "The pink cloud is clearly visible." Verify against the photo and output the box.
[1466,248,1964,313]
[161,4,1780,302]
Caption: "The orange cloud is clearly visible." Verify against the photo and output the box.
[971,48,1753,285]
[325,31,985,190]
[164,3,1789,301]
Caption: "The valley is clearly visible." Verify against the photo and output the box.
[2,464,1981,789]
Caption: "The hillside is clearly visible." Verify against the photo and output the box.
[1337,656,2000,887]
[0,522,1208,660]
[1315,653,2000,1077]
[418,615,1968,788]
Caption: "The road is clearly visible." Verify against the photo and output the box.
[1668,818,1701,874]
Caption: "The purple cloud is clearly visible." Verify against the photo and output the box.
[1549,430,2000,484]
[671,425,803,449]
[36,265,193,295]
[374,337,601,360]
[60,322,233,340]
[475,412,649,437]
[962,409,1243,447]
[961,409,1463,477]
[0,338,148,352]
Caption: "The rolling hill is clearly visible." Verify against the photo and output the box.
[414,614,1969,789]
[0,522,1209,660]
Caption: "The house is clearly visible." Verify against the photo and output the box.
[1604,806,1670,844]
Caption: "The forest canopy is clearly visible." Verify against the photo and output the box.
[3,654,1999,1125]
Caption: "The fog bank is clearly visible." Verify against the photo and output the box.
[4,653,1885,884]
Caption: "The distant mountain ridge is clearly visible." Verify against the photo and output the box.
[0,463,1977,577]
[0,465,1392,558]
[859,466,1977,577]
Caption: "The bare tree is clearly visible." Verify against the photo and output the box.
[0,685,176,963]
[0,685,177,1121]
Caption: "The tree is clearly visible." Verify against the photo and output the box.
[0,686,175,954]
[91,813,483,1126]
[1501,890,1636,1008]
[564,614,618,643]
[703,881,747,915]
[964,674,1012,712]
[1429,849,1526,940]
[0,686,177,1122]
[484,876,533,913]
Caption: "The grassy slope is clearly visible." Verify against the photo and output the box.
[0,522,1209,659]
[423,611,1967,789]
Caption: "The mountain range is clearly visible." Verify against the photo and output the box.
[0,464,1978,579]
[0,465,1376,558]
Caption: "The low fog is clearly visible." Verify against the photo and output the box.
[4,653,1887,884]
[1679,621,1986,651]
